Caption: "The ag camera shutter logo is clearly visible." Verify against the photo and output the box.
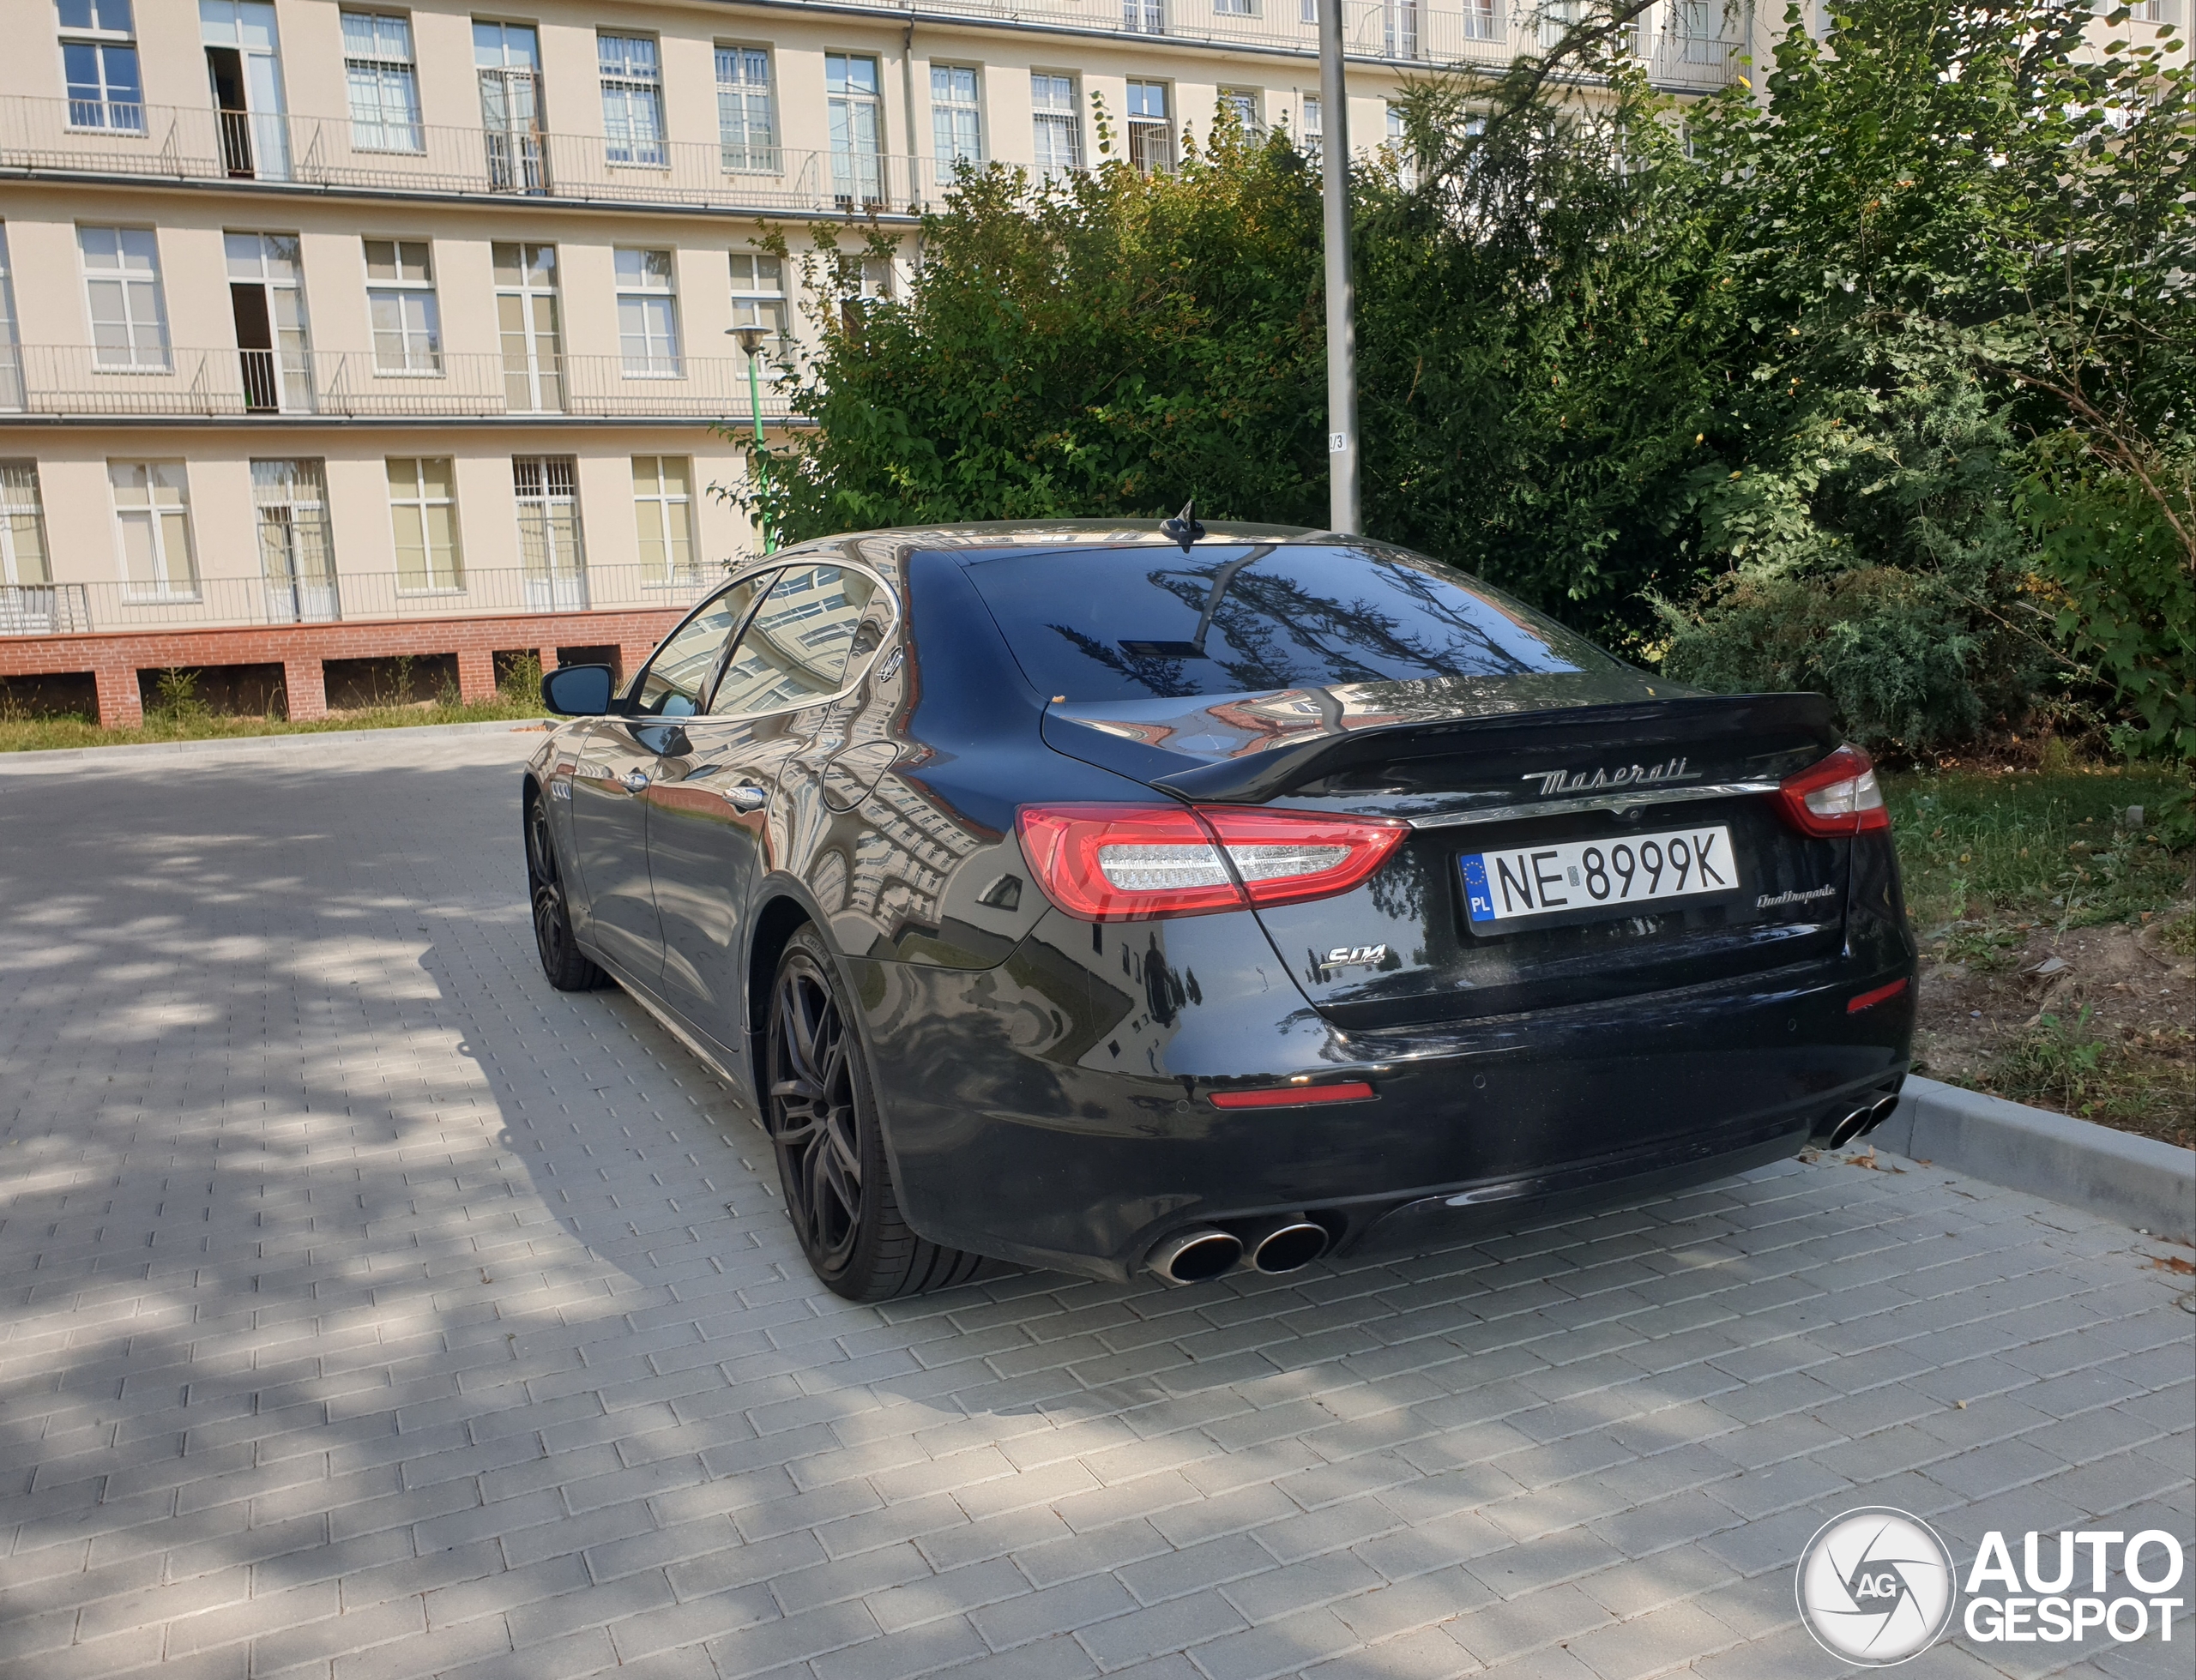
[1795,1508,1958,1665]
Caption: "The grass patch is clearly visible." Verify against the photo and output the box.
[0,689,547,753]
[1885,760,2193,933]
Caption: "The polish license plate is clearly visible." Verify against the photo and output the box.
[1460,826,1739,927]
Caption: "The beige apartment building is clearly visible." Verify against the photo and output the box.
[0,0,1797,724]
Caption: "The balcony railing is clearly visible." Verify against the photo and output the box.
[0,565,719,636]
[0,15,1741,215]
[0,582,91,635]
[0,346,796,423]
[0,96,962,216]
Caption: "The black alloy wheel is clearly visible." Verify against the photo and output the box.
[763,925,983,1300]
[526,791,608,991]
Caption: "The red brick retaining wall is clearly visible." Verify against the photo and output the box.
[0,610,686,727]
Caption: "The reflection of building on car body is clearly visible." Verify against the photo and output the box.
[522,524,1917,1299]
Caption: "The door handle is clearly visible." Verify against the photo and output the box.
[721,785,768,812]
[621,770,649,793]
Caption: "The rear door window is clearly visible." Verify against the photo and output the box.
[710,563,881,717]
[961,542,1611,702]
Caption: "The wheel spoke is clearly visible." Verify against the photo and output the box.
[766,954,866,1273]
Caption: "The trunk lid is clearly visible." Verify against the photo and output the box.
[1044,683,1848,1025]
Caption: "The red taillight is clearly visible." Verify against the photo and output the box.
[1017,804,1407,922]
[1776,745,1891,838]
[1210,1081,1376,1109]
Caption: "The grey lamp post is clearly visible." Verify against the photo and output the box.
[727,324,775,554]
[1318,0,1359,536]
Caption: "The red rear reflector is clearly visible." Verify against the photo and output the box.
[1847,978,1909,1014]
[1210,1081,1376,1109]
[1017,804,1405,922]
[1776,744,1891,838]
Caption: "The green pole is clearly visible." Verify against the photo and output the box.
[746,346,773,555]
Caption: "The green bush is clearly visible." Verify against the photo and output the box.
[1661,566,2024,753]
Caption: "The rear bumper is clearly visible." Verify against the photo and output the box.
[848,917,1915,1283]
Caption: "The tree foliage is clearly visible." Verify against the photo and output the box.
[743,117,1327,541]
[726,0,2193,786]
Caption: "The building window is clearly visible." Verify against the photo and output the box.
[1300,0,1316,21]
[1124,0,1165,34]
[0,463,50,587]
[1300,93,1321,165]
[110,461,196,598]
[599,33,666,167]
[226,231,312,413]
[1462,0,1498,41]
[514,456,585,609]
[615,249,679,376]
[1216,0,1256,16]
[475,21,546,193]
[0,226,22,412]
[1385,0,1421,58]
[81,225,168,370]
[387,457,461,592]
[365,238,440,373]
[1032,73,1081,177]
[495,242,562,412]
[632,456,695,585]
[932,65,983,164]
[1126,81,1172,173]
[716,45,777,174]
[253,458,338,623]
[342,11,422,152]
[1218,87,1259,131]
[729,252,787,341]
[202,2,291,182]
[58,0,142,131]
[826,54,884,206]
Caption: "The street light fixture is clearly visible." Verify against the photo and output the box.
[727,324,775,554]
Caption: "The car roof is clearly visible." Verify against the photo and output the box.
[718,521,1328,590]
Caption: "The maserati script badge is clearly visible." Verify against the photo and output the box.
[1522,756,1701,797]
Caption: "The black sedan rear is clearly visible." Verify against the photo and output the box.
[522,523,1915,1299]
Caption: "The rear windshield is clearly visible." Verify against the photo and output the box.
[962,542,1610,702]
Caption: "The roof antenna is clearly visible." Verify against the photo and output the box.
[1160,498,1204,552]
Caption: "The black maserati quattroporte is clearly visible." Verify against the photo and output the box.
[523,522,1915,1299]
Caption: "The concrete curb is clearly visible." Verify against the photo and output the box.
[1872,1075,2196,1243]
[0,718,552,769]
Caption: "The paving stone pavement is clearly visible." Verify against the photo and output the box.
[0,732,2188,1680]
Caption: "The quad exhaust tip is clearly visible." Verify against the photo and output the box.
[1148,1228,1243,1285]
[1249,1219,1331,1274]
[1825,1093,1903,1150]
[1858,1093,1901,1137]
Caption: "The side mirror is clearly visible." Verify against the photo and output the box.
[541,664,614,717]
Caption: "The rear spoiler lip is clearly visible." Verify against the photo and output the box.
[1149,692,1840,806]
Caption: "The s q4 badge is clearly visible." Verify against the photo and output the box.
[1323,944,1386,972]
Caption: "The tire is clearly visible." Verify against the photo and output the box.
[764,924,983,1301]
[526,790,610,992]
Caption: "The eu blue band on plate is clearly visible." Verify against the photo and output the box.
[1461,854,1496,924]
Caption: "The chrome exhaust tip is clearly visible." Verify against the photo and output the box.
[1248,1218,1330,1275]
[1147,1228,1244,1285]
[1826,1105,1874,1149]
[1856,1093,1902,1138]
